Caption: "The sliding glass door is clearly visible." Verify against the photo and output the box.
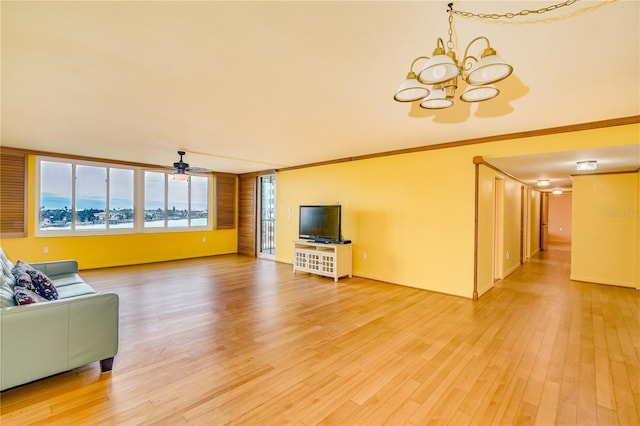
[258,174,276,259]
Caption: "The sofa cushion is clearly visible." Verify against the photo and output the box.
[14,287,47,305]
[56,283,97,299]
[12,261,59,301]
[1,275,16,308]
[48,273,86,288]
[0,249,16,287]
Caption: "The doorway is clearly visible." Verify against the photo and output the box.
[493,177,504,281]
[258,174,276,259]
[540,192,549,251]
[547,192,572,250]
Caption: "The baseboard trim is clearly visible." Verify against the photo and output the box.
[477,282,494,298]
[569,274,635,289]
[504,263,521,278]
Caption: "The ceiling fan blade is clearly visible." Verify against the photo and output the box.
[187,166,213,173]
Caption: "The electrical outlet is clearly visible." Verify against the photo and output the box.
[43,247,49,254]
[202,237,206,243]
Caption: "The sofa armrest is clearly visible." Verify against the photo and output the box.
[30,260,79,276]
[0,292,119,391]
[68,293,119,368]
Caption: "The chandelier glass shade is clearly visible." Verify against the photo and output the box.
[417,42,460,84]
[464,46,513,86]
[460,84,499,102]
[393,70,430,102]
[420,86,454,109]
[393,5,513,110]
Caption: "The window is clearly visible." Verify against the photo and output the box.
[143,171,209,229]
[144,171,166,228]
[40,161,72,230]
[36,157,210,235]
[109,168,134,229]
[191,176,209,227]
[76,165,107,230]
[167,176,188,227]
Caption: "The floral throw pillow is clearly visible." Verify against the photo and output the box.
[11,261,37,293]
[14,287,47,305]
[12,261,59,301]
[28,269,59,301]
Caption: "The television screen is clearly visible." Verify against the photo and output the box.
[299,205,341,243]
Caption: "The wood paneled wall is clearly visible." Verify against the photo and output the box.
[237,174,257,256]
[215,175,237,230]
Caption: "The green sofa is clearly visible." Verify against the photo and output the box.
[0,249,119,391]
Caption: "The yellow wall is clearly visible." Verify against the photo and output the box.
[529,189,541,256]
[502,178,523,276]
[476,166,495,296]
[571,172,638,287]
[277,124,640,298]
[0,156,238,270]
[277,149,477,298]
[476,169,538,296]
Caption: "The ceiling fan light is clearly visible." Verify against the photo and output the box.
[576,160,597,171]
[465,49,513,85]
[460,84,499,102]
[173,171,189,181]
[418,54,460,84]
[419,88,454,109]
[394,73,430,102]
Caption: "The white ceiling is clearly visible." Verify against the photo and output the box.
[485,144,640,192]
[1,1,639,176]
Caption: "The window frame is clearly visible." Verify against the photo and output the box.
[35,156,212,236]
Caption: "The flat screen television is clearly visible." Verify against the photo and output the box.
[299,205,342,243]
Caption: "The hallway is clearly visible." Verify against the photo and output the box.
[491,247,639,425]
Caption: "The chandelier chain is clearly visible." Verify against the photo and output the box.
[446,11,455,51]
[451,0,578,20]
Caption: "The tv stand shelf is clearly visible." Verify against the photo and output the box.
[293,240,352,282]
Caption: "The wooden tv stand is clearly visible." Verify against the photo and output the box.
[293,240,352,282]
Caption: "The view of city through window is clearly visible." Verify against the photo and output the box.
[39,160,209,231]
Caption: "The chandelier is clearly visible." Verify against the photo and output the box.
[394,1,577,110]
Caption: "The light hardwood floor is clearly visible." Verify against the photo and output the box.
[1,248,638,425]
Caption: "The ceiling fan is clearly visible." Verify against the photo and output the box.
[172,150,212,180]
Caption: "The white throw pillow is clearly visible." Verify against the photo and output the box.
[0,248,16,286]
[0,274,17,307]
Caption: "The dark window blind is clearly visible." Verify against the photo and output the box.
[0,150,27,237]
[215,175,236,229]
